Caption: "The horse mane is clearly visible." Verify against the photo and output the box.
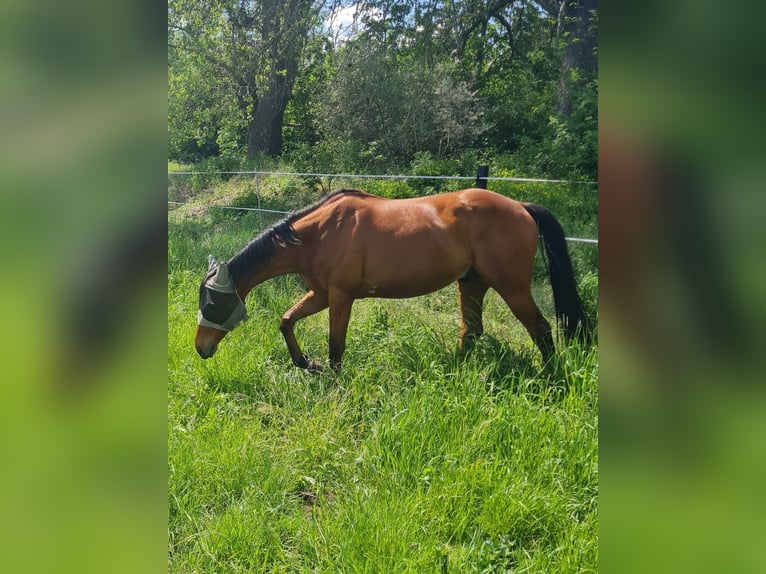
[226,189,366,282]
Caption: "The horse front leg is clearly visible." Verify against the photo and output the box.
[328,290,354,371]
[279,290,328,370]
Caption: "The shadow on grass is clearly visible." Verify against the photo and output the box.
[461,335,559,396]
[390,325,566,399]
[386,328,577,402]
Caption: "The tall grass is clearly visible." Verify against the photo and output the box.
[168,184,597,573]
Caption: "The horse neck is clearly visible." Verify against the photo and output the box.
[233,243,302,300]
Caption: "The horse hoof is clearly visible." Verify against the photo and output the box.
[306,360,324,373]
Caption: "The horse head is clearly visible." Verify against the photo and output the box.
[195,255,248,359]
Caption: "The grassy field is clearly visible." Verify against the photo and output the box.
[168,179,598,572]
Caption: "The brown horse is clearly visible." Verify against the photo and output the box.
[195,188,589,370]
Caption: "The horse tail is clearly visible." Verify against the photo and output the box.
[523,203,591,343]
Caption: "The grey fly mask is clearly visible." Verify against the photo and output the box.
[197,256,248,331]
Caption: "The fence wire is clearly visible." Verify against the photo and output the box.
[168,170,598,244]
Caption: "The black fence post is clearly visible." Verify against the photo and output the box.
[475,165,489,189]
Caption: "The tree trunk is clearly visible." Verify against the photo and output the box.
[556,0,598,115]
[247,75,293,157]
[245,0,310,158]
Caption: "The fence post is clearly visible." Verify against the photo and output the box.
[255,173,263,229]
[475,165,489,189]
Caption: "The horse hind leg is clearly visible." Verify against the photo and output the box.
[497,288,555,364]
[457,273,489,351]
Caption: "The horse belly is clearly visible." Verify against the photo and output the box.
[360,235,468,299]
[364,275,459,299]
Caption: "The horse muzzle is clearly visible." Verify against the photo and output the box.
[195,342,217,359]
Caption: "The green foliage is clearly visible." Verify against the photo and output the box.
[289,138,364,175]
[282,34,333,155]
[404,150,488,195]
[319,47,489,163]
[167,50,223,162]
[169,1,598,182]
[515,79,597,180]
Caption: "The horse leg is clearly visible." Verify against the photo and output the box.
[457,277,489,351]
[280,290,328,370]
[327,290,354,370]
[497,288,555,364]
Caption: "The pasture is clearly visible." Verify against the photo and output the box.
[168,176,598,572]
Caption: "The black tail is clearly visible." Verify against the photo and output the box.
[523,203,591,343]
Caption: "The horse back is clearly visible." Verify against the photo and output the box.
[292,189,537,298]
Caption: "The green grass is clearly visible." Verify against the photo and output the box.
[168,161,193,172]
[168,186,597,573]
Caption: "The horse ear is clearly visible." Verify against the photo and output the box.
[207,255,218,271]
[214,261,230,287]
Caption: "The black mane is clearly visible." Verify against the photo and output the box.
[226,189,365,283]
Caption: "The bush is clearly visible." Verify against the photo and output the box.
[362,180,417,199]
[408,152,463,194]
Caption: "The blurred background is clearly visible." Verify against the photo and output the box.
[0,0,167,572]
[600,1,766,572]
[0,0,765,572]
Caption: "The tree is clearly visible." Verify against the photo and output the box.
[554,0,597,115]
[168,0,598,179]
[169,0,333,159]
